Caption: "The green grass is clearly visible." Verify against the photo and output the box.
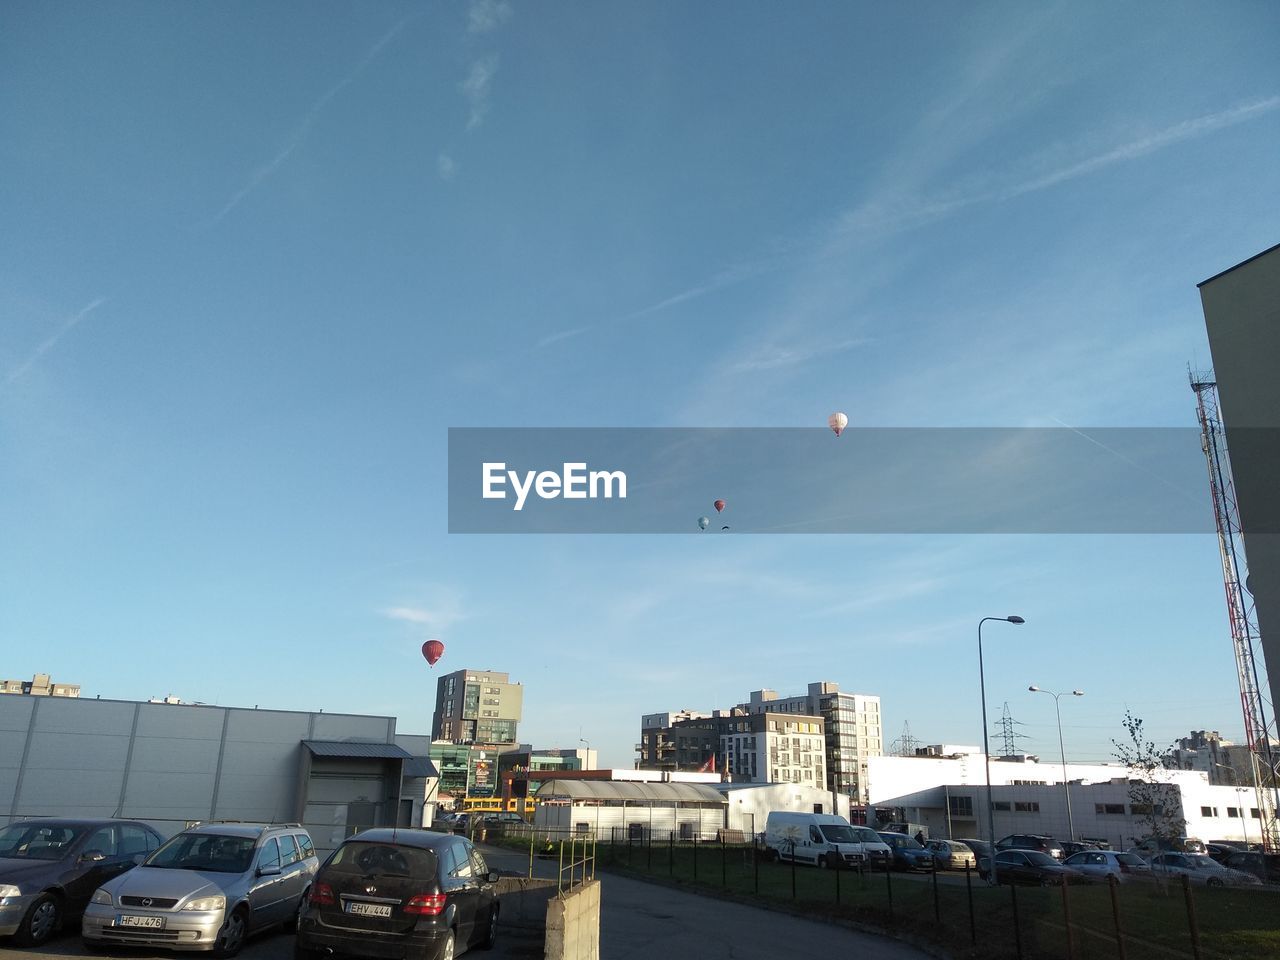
[590,841,1280,960]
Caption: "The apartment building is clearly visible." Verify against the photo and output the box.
[430,668,523,745]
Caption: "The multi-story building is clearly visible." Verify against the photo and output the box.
[430,668,523,746]
[638,709,827,788]
[0,673,80,697]
[738,683,882,804]
[637,709,710,769]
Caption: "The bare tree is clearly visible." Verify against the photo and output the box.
[1112,711,1187,848]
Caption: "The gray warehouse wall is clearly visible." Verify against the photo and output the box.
[1200,244,1280,728]
[0,696,403,840]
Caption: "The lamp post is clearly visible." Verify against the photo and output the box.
[979,615,1025,887]
[1028,685,1084,842]
[579,738,591,770]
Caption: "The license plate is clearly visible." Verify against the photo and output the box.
[347,902,393,918]
[117,915,165,928]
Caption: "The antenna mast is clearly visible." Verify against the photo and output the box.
[1191,369,1280,852]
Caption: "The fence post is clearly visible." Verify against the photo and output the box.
[791,843,797,899]
[1108,874,1127,960]
[931,855,940,923]
[835,856,841,903]
[884,861,893,919]
[753,834,759,894]
[668,829,673,876]
[1011,883,1023,960]
[1060,878,1075,960]
[647,827,652,871]
[1181,873,1203,960]
[965,863,976,946]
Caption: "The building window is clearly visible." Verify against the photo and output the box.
[1200,806,1217,818]
[948,796,974,817]
[1227,807,1240,818]
[1095,804,1125,815]
[992,801,1011,811]
[1252,808,1262,819]
[1014,802,1039,813]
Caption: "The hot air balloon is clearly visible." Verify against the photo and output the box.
[721,525,730,531]
[828,411,848,437]
[422,639,445,667]
[698,516,711,530]
[714,499,726,513]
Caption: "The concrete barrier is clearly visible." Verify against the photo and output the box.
[545,879,601,960]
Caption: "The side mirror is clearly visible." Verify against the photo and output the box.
[487,871,500,883]
[258,865,282,877]
[81,850,107,863]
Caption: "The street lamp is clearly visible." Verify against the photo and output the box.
[579,738,591,770]
[979,615,1025,887]
[1028,685,1084,842]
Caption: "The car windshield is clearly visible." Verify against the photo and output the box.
[146,833,256,873]
[1187,855,1220,870]
[1116,853,1146,866]
[881,834,921,849]
[328,842,437,879]
[0,823,84,860]
[819,825,857,843]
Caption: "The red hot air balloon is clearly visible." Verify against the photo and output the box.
[422,639,445,667]
[714,499,726,513]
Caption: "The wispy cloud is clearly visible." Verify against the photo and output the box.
[727,336,870,374]
[382,601,466,632]
[840,96,1280,237]
[6,297,107,385]
[211,15,419,224]
[437,153,459,181]
[468,0,512,34]
[461,55,500,131]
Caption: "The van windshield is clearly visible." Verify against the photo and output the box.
[851,827,883,843]
[819,825,857,844]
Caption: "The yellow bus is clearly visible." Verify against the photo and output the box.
[461,796,536,818]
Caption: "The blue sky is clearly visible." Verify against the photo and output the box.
[3,2,1279,768]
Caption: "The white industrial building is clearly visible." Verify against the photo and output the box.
[869,754,1267,848]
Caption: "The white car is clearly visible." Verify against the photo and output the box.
[1063,849,1152,883]
[1149,852,1262,887]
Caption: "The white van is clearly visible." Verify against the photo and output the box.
[764,812,891,868]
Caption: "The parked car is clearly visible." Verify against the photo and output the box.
[1224,851,1280,885]
[1060,840,1101,857]
[876,832,934,872]
[957,838,992,861]
[1148,852,1261,887]
[82,822,318,956]
[0,818,164,946]
[1132,836,1207,857]
[295,828,499,960]
[978,850,1086,886]
[924,839,977,870]
[764,813,875,868]
[996,834,1065,860]
[1206,841,1242,864]
[479,813,526,827]
[1062,850,1153,884]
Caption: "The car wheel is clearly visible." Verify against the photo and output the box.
[440,929,456,960]
[213,908,249,958]
[1207,876,1223,888]
[768,848,780,863]
[818,854,830,869]
[477,904,499,950]
[15,892,61,946]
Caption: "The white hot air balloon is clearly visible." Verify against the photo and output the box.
[828,411,849,437]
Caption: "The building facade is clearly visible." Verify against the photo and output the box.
[430,668,523,746]
[637,709,709,768]
[739,683,882,803]
[1,673,80,698]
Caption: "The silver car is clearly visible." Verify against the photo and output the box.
[82,823,318,956]
[925,839,978,870]
[1063,850,1153,883]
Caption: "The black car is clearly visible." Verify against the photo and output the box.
[0,818,164,946]
[295,828,499,960]
[996,834,1065,860]
[1224,851,1280,885]
[979,850,1086,886]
